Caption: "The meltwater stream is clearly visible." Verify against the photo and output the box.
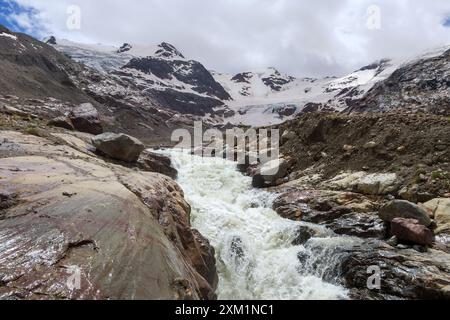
[159,149,355,300]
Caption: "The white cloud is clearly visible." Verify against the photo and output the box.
[8,0,450,77]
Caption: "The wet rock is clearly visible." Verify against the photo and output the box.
[379,200,432,227]
[327,213,384,239]
[292,226,319,245]
[341,241,450,300]
[138,150,178,179]
[92,132,145,163]
[0,131,217,300]
[391,218,435,246]
[48,116,74,131]
[69,103,103,135]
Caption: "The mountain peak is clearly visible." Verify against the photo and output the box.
[155,42,185,59]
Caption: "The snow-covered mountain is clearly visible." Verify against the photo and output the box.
[44,36,450,126]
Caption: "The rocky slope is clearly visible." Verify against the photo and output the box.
[238,112,450,299]
[0,112,218,300]
[347,47,450,116]
[0,25,206,146]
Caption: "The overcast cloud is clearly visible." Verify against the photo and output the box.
[4,0,450,77]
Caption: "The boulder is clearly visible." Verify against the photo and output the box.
[138,150,178,179]
[48,116,74,130]
[422,198,450,235]
[391,218,435,246]
[92,132,145,163]
[69,103,103,135]
[252,158,291,188]
[379,200,432,227]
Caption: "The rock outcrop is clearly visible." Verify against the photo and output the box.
[138,150,178,179]
[0,130,218,300]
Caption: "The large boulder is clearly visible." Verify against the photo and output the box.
[252,158,291,188]
[422,198,450,234]
[69,103,103,135]
[92,133,145,163]
[138,150,178,179]
[379,200,432,227]
[391,218,435,246]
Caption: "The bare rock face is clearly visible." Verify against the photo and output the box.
[69,103,103,135]
[379,200,432,227]
[138,150,178,179]
[92,132,145,163]
[391,218,435,246]
[0,131,217,300]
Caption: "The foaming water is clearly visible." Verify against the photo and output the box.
[158,149,353,300]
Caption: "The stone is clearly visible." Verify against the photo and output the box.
[252,158,291,188]
[138,150,178,179]
[363,141,378,149]
[386,236,399,247]
[92,132,145,163]
[379,200,432,227]
[422,198,450,235]
[48,116,74,130]
[391,218,435,246]
[343,145,355,152]
[69,103,103,135]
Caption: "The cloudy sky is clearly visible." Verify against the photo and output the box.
[1,0,450,77]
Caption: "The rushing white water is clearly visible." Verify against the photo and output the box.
[158,149,355,300]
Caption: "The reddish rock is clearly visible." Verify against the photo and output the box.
[391,218,435,246]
